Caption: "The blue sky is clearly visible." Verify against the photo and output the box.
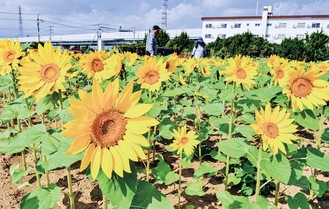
[0,0,328,38]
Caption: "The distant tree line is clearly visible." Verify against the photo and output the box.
[118,29,329,62]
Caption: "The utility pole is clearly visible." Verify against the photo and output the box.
[18,5,23,37]
[37,14,41,42]
[161,0,168,30]
[49,26,53,41]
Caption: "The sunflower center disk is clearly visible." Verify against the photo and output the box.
[165,62,170,69]
[276,69,284,79]
[181,137,189,145]
[145,71,160,85]
[92,59,104,72]
[291,78,312,97]
[91,109,127,147]
[263,122,279,138]
[41,64,61,82]
[235,68,247,79]
[5,51,15,62]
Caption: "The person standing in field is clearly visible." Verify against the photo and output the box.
[191,37,206,58]
[146,25,161,57]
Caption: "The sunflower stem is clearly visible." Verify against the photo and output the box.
[224,98,235,191]
[44,156,50,187]
[254,141,263,203]
[10,70,18,100]
[274,179,281,207]
[66,166,75,209]
[103,195,108,209]
[178,151,183,209]
[32,144,42,189]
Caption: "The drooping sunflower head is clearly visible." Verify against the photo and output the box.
[63,78,159,179]
[250,103,298,155]
[17,42,71,102]
[169,124,200,156]
[0,39,24,75]
[79,50,114,82]
[182,58,197,75]
[282,67,329,111]
[164,53,179,73]
[224,55,258,90]
[135,57,170,92]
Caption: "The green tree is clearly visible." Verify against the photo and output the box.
[167,31,194,54]
[278,37,305,61]
[157,30,170,47]
[303,30,329,62]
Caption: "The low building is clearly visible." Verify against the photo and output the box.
[201,6,329,44]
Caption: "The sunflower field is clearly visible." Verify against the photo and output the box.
[0,39,329,209]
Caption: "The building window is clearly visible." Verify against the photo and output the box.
[221,23,227,28]
[327,24,329,28]
[255,23,261,26]
[233,23,241,28]
[267,23,272,26]
[247,23,249,26]
[205,24,212,28]
[265,34,270,38]
[296,34,305,39]
[296,23,305,28]
[205,34,211,38]
[312,23,320,28]
[277,34,286,39]
[277,23,287,28]
[220,34,226,39]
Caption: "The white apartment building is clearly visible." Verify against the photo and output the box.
[201,6,329,44]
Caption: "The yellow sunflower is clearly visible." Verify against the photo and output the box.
[182,58,197,75]
[282,67,329,111]
[63,78,159,179]
[169,124,200,156]
[17,42,71,102]
[79,50,115,82]
[197,58,212,77]
[164,53,179,74]
[269,58,293,87]
[224,55,258,90]
[250,103,298,155]
[0,39,24,75]
[135,57,170,92]
[179,74,188,87]
[120,51,138,67]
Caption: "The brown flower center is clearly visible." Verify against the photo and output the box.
[276,68,284,79]
[262,122,279,138]
[92,58,104,72]
[40,64,60,82]
[145,71,160,85]
[181,137,189,145]
[165,61,170,69]
[235,67,247,79]
[291,78,313,98]
[5,51,15,63]
[91,109,127,147]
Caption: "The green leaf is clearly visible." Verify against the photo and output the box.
[321,127,329,144]
[306,147,329,171]
[159,118,177,140]
[244,86,282,103]
[164,171,179,185]
[234,125,255,140]
[162,88,185,97]
[285,192,311,209]
[0,103,34,121]
[216,190,262,209]
[42,136,83,170]
[202,103,224,116]
[223,173,241,187]
[10,164,31,184]
[20,184,61,209]
[260,154,291,184]
[152,154,172,184]
[309,177,328,198]
[292,109,318,131]
[185,180,205,196]
[35,94,58,115]
[183,106,196,116]
[209,149,226,162]
[218,138,249,158]
[193,163,217,179]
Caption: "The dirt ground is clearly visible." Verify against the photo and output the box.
[0,141,328,209]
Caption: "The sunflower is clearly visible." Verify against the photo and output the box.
[79,50,116,82]
[63,78,159,179]
[250,103,298,155]
[182,58,197,75]
[223,55,258,90]
[282,67,329,111]
[164,53,179,74]
[17,42,71,102]
[135,57,170,92]
[0,39,24,75]
[179,74,188,86]
[169,124,199,156]
[120,51,138,67]
[197,58,212,77]
[269,58,292,87]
